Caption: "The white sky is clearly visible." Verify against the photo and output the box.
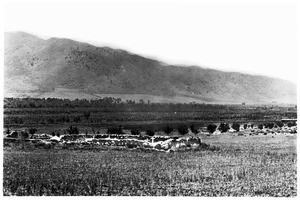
[3,0,299,83]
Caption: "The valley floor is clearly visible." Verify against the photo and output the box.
[3,133,297,196]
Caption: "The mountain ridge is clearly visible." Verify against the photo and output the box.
[4,31,297,104]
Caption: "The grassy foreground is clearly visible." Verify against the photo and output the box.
[3,134,297,196]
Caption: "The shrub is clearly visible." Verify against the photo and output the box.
[232,123,240,132]
[244,124,247,130]
[218,123,230,133]
[207,124,217,133]
[163,126,173,135]
[177,124,189,135]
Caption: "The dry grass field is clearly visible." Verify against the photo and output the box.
[3,133,297,196]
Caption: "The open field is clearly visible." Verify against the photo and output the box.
[3,133,297,196]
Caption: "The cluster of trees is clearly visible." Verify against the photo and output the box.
[4,98,297,127]
[205,120,295,134]
[3,97,248,112]
[5,119,297,140]
[5,127,37,139]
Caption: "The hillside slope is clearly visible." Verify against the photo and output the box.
[4,32,297,104]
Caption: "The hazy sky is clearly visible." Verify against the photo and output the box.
[4,0,298,83]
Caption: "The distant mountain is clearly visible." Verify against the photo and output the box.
[4,31,297,104]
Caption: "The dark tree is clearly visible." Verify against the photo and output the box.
[47,118,54,124]
[190,125,199,134]
[130,129,141,135]
[177,124,189,135]
[258,124,263,130]
[276,121,284,128]
[28,128,37,138]
[287,122,296,127]
[207,124,217,134]
[107,125,123,135]
[73,116,81,123]
[265,122,274,129]
[67,126,79,135]
[10,131,19,138]
[243,124,247,130]
[163,126,173,135]
[5,126,10,135]
[20,131,29,140]
[83,111,91,120]
[52,132,56,136]
[146,129,155,136]
[232,123,240,132]
[218,123,230,133]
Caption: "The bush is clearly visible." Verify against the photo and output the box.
[163,126,173,135]
[207,124,217,133]
[218,123,230,133]
[146,129,155,136]
[232,123,240,132]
